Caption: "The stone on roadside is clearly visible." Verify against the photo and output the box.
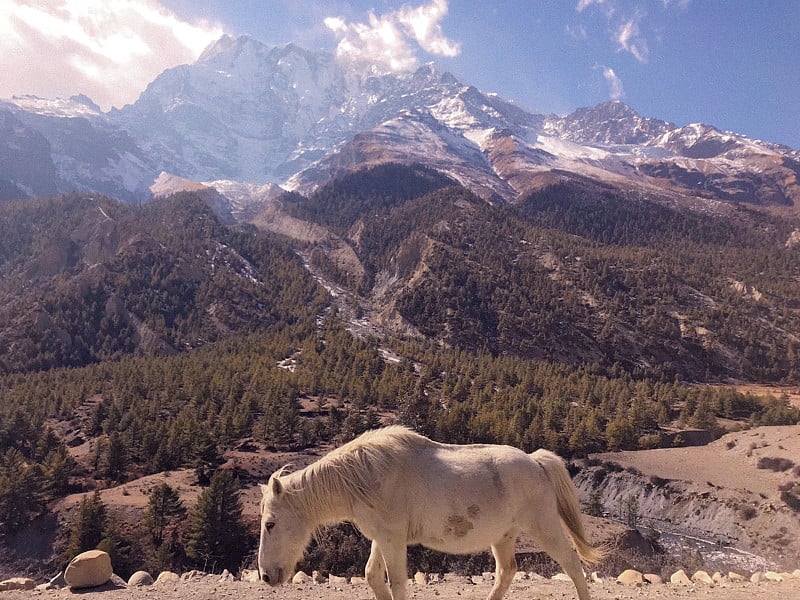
[328,574,347,585]
[155,571,180,585]
[128,570,154,586]
[292,571,311,584]
[616,569,644,586]
[750,571,763,583]
[414,571,428,585]
[551,573,572,582]
[312,570,327,583]
[350,576,367,585]
[669,569,692,585]
[691,570,714,585]
[643,573,662,585]
[763,571,783,582]
[590,571,603,583]
[728,571,746,582]
[0,578,36,591]
[240,569,260,583]
[64,549,113,589]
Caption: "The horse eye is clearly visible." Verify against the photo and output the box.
[265,521,275,533]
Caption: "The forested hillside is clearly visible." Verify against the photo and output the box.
[2,169,800,576]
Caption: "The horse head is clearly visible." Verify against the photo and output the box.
[257,473,313,586]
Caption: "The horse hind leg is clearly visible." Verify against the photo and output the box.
[525,508,591,600]
[487,535,517,600]
[365,540,392,600]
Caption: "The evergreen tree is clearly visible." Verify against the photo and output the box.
[64,490,106,561]
[145,482,185,547]
[0,448,44,534]
[185,469,248,572]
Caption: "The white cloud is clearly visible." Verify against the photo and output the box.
[616,18,649,62]
[601,66,625,99]
[0,0,223,110]
[576,0,607,13]
[325,0,460,73]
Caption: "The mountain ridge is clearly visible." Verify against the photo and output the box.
[1,34,798,210]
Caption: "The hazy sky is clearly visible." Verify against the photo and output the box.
[2,1,798,149]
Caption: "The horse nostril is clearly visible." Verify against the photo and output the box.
[261,573,270,584]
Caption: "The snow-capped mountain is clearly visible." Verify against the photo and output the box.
[2,34,799,209]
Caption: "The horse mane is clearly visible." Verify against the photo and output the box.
[283,426,427,519]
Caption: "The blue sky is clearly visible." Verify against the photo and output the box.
[2,1,798,149]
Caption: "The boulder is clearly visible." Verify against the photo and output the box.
[154,571,180,585]
[414,571,428,585]
[763,571,783,582]
[750,571,763,583]
[241,569,261,583]
[728,571,746,582]
[350,576,367,585]
[669,569,692,585]
[0,578,36,591]
[312,570,327,583]
[692,570,714,585]
[181,570,205,581]
[643,573,663,585]
[292,571,311,584]
[590,571,603,583]
[218,569,235,582]
[551,573,572,582]
[793,569,800,578]
[64,549,113,589]
[328,574,347,585]
[128,570,154,586]
[616,569,644,585]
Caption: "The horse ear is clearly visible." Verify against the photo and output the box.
[271,475,283,496]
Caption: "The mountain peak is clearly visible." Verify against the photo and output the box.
[544,100,674,146]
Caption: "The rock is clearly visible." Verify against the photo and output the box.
[590,571,603,583]
[292,571,311,584]
[482,571,495,581]
[728,571,746,582]
[764,571,783,582]
[750,571,763,583]
[350,576,367,584]
[414,571,428,585]
[643,573,663,585]
[64,549,113,589]
[312,570,327,583]
[670,569,692,585]
[328,574,347,585]
[128,570,154,586]
[181,570,205,581]
[692,570,714,585]
[155,571,180,584]
[0,578,36,591]
[551,573,573,582]
[792,569,800,578]
[218,569,235,582]
[241,569,261,583]
[616,569,644,585]
[711,571,723,584]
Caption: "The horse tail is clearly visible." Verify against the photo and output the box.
[530,449,605,564]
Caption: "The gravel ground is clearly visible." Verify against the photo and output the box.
[2,573,800,600]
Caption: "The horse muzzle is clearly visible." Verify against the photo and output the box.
[260,567,283,587]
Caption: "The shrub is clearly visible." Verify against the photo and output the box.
[756,456,795,472]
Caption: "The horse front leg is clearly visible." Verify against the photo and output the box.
[365,540,392,600]
[488,535,517,600]
[371,539,408,600]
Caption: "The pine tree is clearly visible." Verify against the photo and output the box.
[64,490,106,561]
[185,469,248,572]
[145,482,185,547]
[0,448,44,534]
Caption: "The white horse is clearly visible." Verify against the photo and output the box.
[258,426,603,600]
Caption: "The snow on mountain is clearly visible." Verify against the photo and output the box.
[2,34,798,209]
